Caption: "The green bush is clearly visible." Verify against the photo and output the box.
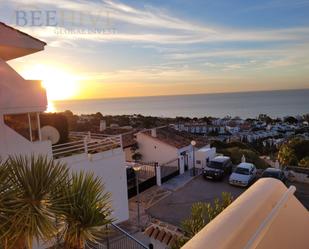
[172,192,233,249]
[221,147,269,169]
[278,138,309,167]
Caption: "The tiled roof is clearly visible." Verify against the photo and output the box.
[122,132,137,148]
[142,126,208,149]
[102,129,137,148]
[145,225,180,247]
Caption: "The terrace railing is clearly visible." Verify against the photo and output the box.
[86,223,149,249]
[52,132,122,159]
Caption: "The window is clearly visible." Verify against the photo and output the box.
[4,113,40,141]
[196,160,201,164]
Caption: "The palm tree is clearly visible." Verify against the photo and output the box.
[0,155,69,249]
[57,172,113,249]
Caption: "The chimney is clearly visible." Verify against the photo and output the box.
[151,128,157,137]
[99,120,106,132]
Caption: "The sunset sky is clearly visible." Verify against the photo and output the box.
[1,0,309,100]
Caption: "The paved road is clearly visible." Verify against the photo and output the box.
[147,175,245,226]
[147,176,309,227]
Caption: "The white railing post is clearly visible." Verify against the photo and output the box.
[119,134,123,148]
[179,155,185,174]
[28,113,33,142]
[88,131,91,140]
[84,136,88,155]
[156,163,161,186]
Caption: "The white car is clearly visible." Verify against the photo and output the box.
[229,162,257,187]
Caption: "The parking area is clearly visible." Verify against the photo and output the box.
[147,175,245,226]
[147,175,309,227]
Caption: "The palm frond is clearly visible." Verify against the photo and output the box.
[0,155,69,249]
[56,171,114,248]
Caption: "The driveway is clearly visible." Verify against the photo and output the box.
[146,175,245,226]
[147,176,309,227]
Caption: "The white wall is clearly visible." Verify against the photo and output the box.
[136,132,178,165]
[195,147,216,169]
[0,59,47,114]
[57,148,129,223]
[124,147,133,161]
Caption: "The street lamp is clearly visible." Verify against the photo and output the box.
[133,164,142,231]
[191,140,196,176]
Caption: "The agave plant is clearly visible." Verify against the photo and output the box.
[0,158,13,249]
[57,172,113,249]
[0,155,69,249]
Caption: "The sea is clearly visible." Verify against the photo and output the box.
[50,89,309,119]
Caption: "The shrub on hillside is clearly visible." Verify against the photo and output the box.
[220,147,269,169]
[278,138,309,167]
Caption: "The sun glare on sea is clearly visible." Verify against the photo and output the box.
[22,65,79,104]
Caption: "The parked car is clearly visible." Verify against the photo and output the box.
[261,168,287,183]
[203,156,233,181]
[229,162,257,187]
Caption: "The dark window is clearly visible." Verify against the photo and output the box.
[4,113,39,141]
[209,161,224,169]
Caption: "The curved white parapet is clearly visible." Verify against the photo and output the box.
[182,178,309,249]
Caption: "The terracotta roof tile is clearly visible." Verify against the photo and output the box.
[143,126,208,149]
[152,228,160,239]
[163,232,172,245]
[157,230,166,241]
[168,234,178,246]
[144,225,181,247]
[145,226,154,237]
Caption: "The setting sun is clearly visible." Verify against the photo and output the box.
[21,65,79,101]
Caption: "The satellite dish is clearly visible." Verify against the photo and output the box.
[41,126,60,145]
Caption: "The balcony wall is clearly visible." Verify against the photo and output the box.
[56,147,129,223]
[0,58,47,115]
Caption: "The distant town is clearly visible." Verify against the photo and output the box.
[44,110,309,170]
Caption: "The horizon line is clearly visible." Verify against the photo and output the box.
[52,87,309,102]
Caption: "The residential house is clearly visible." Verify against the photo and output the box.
[135,126,208,171]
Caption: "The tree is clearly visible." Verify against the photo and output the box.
[278,138,309,167]
[0,156,113,249]
[56,172,113,249]
[258,114,272,124]
[284,116,298,124]
[172,192,233,249]
[0,155,69,249]
[132,152,142,161]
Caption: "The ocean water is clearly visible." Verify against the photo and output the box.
[51,89,309,118]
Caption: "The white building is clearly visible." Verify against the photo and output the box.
[0,23,129,224]
[136,127,209,172]
[195,147,217,169]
